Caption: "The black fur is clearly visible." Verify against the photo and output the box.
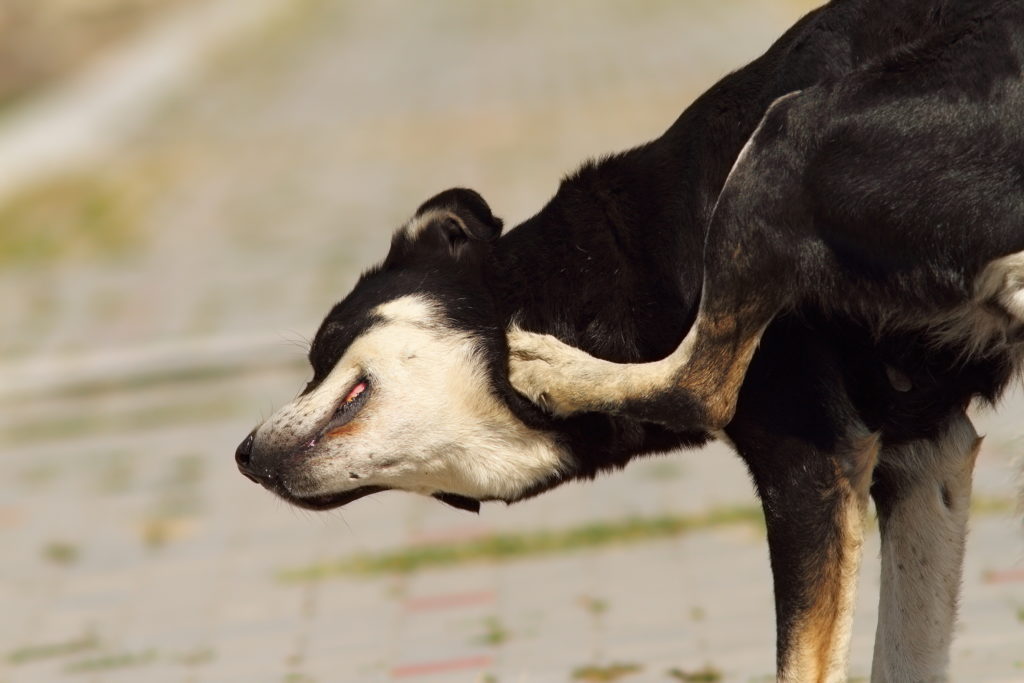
[292,0,1016,540]
[242,0,1021,674]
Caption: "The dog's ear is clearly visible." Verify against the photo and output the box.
[387,188,503,266]
[415,188,503,245]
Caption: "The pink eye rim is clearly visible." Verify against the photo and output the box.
[343,381,368,404]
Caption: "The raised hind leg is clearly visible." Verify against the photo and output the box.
[509,288,782,429]
[509,95,808,430]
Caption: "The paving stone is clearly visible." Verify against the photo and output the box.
[2,2,1023,681]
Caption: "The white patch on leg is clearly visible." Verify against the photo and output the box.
[871,415,979,682]
[975,250,1024,320]
[924,249,1024,359]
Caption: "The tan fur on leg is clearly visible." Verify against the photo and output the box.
[508,311,768,429]
[780,434,879,683]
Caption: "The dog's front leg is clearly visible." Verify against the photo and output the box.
[870,413,979,682]
[743,427,879,683]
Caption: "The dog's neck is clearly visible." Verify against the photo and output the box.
[480,0,980,485]
[478,71,789,480]
[479,34,845,480]
[489,76,778,362]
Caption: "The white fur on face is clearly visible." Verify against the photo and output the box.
[254,295,568,504]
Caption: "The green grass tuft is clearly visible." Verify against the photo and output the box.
[667,665,723,681]
[7,632,99,665]
[579,595,609,617]
[64,649,157,674]
[277,505,763,581]
[478,617,510,646]
[42,541,80,566]
[174,647,215,666]
[572,662,642,681]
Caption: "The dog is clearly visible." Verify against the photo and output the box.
[236,1,1023,680]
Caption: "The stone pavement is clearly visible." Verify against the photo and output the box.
[1,1,1022,681]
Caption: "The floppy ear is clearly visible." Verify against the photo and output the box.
[386,188,503,266]
[414,187,503,244]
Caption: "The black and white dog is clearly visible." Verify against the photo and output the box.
[236,1,1024,680]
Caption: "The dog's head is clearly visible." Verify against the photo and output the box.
[235,189,569,512]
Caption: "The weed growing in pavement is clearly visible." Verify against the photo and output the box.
[578,595,609,618]
[572,662,642,681]
[42,541,79,566]
[277,505,765,581]
[478,617,510,646]
[64,648,157,674]
[666,665,723,681]
[7,631,99,665]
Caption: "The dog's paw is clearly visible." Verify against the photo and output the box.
[507,329,599,416]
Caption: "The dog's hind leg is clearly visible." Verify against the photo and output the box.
[870,413,980,682]
[508,287,782,429]
[509,94,808,430]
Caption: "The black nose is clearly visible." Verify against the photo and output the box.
[236,429,259,483]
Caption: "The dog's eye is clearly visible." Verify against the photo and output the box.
[325,379,371,433]
[342,381,368,405]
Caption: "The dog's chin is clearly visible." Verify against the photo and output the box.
[279,485,390,510]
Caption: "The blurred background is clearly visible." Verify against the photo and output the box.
[1,1,1022,681]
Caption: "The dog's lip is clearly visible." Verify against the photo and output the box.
[286,485,389,510]
[254,466,389,510]
[266,378,380,510]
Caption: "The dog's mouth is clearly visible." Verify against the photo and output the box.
[287,484,390,510]
[282,378,378,508]
[243,377,378,507]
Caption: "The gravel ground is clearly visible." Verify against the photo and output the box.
[1,1,1022,681]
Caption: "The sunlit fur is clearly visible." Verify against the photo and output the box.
[253,295,567,504]
[238,2,1024,679]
